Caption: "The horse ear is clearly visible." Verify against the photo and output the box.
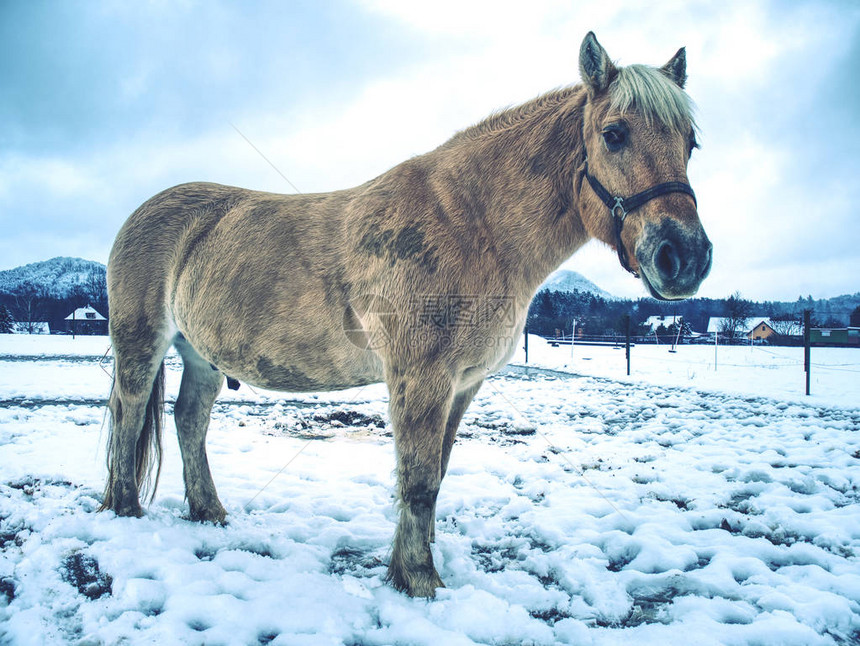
[661,47,687,88]
[579,32,617,94]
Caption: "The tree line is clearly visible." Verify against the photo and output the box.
[1,269,858,343]
[526,288,860,344]
[0,272,108,334]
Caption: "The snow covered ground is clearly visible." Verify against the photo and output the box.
[1,334,859,645]
[513,334,860,408]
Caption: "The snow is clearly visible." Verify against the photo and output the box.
[539,269,613,299]
[0,258,105,299]
[64,306,106,322]
[643,315,681,332]
[9,323,50,335]
[515,334,859,408]
[706,317,803,337]
[1,334,859,644]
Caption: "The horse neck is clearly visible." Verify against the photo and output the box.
[436,86,590,298]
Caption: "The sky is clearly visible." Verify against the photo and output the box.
[1,0,859,302]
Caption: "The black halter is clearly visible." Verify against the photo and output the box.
[581,159,697,278]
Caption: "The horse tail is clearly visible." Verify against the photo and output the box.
[99,361,166,511]
[136,361,166,503]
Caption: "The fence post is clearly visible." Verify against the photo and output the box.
[625,314,631,376]
[714,329,718,371]
[803,309,811,396]
[524,320,529,364]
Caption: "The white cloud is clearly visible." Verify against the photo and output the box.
[359,0,583,40]
[3,1,858,301]
[0,156,107,200]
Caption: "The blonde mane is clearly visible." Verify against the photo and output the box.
[610,64,696,131]
[446,64,695,150]
[444,87,578,146]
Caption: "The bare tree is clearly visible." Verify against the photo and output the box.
[721,291,752,343]
[85,270,108,314]
[769,316,801,337]
[12,281,47,333]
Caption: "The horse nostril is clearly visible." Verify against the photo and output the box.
[655,240,680,282]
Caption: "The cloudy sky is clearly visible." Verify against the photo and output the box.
[2,0,858,301]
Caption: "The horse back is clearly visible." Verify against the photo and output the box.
[109,181,384,390]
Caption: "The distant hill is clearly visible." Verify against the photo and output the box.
[0,257,109,333]
[539,269,614,299]
[0,257,106,299]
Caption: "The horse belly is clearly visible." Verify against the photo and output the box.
[174,304,385,393]
[171,229,385,391]
[196,338,384,393]
[244,346,384,392]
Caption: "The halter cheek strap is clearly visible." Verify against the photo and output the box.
[582,159,697,278]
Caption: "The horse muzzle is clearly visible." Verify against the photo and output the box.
[636,219,712,301]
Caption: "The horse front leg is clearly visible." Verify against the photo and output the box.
[385,367,453,598]
[431,379,483,543]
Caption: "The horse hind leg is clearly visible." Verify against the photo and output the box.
[173,335,226,523]
[101,338,171,517]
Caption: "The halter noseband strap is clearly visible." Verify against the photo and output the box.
[582,159,697,278]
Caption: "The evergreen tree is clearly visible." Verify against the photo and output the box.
[0,305,13,333]
[851,306,860,328]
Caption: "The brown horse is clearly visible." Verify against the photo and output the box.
[100,32,711,597]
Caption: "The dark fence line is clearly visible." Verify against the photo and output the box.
[527,310,860,395]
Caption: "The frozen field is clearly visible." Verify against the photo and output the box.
[513,335,860,408]
[0,334,859,645]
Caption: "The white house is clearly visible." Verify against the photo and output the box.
[12,321,50,334]
[644,315,682,332]
[706,317,802,341]
[65,305,108,335]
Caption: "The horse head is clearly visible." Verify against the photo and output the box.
[577,32,712,300]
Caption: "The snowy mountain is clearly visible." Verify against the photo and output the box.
[539,269,613,299]
[0,257,106,298]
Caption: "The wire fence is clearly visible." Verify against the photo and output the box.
[544,333,860,363]
[529,312,860,396]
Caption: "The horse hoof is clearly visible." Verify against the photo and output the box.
[387,564,445,598]
[113,503,143,518]
[407,571,445,598]
[189,505,227,525]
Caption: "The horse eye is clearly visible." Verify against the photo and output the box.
[602,124,627,152]
[688,132,700,155]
